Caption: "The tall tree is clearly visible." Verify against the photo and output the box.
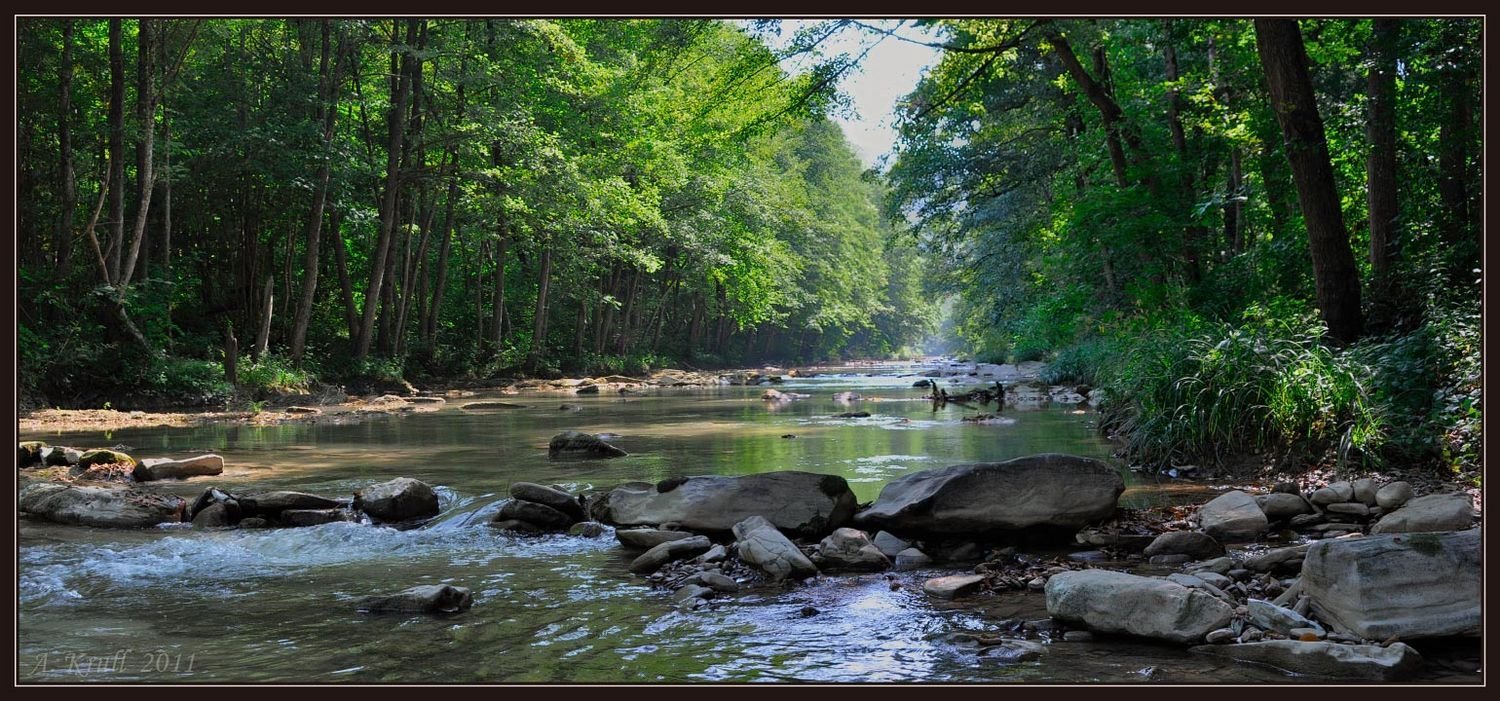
[290,20,345,363]
[1365,19,1399,289]
[1254,19,1363,344]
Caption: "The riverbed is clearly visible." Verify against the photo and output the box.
[16,361,1479,683]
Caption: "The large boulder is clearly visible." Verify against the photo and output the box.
[598,471,856,537]
[354,477,440,522]
[548,431,627,459]
[812,528,890,571]
[1196,491,1267,542]
[1190,641,1422,681]
[18,482,185,528]
[852,454,1123,536]
[239,491,343,516]
[357,585,473,615]
[1369,493,1476,534]
[732,515,818,581]
[1301,529,1480,639]
[133,454,225,482]
[508,482,584,521]
[1044,570,1234,644]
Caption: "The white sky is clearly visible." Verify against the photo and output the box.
[752,20,943,170]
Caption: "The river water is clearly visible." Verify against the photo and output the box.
[15,362,1479,683]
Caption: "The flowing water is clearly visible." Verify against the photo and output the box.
[16,362,1479,683]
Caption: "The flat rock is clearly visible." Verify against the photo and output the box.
[1247,598,1323,635]
[494,499,575,531]
[1143,531,1223,559]
[1325,502,1369,517]
[549,430,627,458]
[615,528,695,550]
[1196,491,1267,542]
[1245,544,1311,572]
[853,454,1124,536]
[1302,529,1480,639]
[280,508,353,527]
[732,515,818,581]
[357,584,473,615]
[1369,493,1475,534]
[1045,569,1234,644]
[923,574,986,600]
[19,482,185,528]
[239,491,343,515]
[508,482,584,520]
[599,471,856,537]
[1310,481,1354,505]
[684,571,739,593]
[628,535,713,575]
[461,401,529,410]
[354,477,439,522]
[133,454,225,482]
[1189,641,1422,681]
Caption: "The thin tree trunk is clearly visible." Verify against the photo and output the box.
[526,240,553,371]
[1365,19,1399,286]
[106,19,124,284]
[1255,19,1363,344]
[491,234,508,347]
[291,21,343,363]
[120,19,156,289]
[1436,24,1474,248]
[254,275,274,359]
[1162,21,1203,284]
[354,19,416,361]
[54,20,75,278]
[330,210,358,341]
[424,165,458,343]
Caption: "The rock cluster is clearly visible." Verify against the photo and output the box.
[489,482,595,534]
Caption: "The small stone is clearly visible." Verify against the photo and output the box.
[567,522,606,538]
[923,574,986,600]
[1027,577,1046,591]
[1186,556,1233,575]
[1292,627,1325,641]
[1206,628,1237,644]
[1227,568,1252,581]
[1149,554,1192,565]
[671,584,713,604]
[799,606,820,617]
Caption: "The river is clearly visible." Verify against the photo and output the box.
[15,361,1479,683]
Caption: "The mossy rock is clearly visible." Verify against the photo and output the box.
[18,441,48,469]
[76,448,139,470]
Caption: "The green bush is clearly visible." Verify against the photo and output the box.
[151,357,234,403]
[238,354,315,394]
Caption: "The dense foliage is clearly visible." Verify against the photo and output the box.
[16,19,937,407]
[883,18,1481,477]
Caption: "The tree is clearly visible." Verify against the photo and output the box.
[1254,19,1363,344]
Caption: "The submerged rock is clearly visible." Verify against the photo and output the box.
[357,584,473,615]
[1190,641,1422,681]
[732,515,818,582]
[598,471,857,537]
[548,430,628,459]
[853,454,1123,536]
[133,454,225,482]
[354,477,440,523]
[18,482,185,528]
[1301,529,1480,639]
[1045,569,1234,644]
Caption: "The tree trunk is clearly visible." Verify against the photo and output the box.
[354,19,416,361]
[426,173,458,343]
[1043,26,1144,188]
[54,20,75,278]
[525,240,553,372]
[106,19,124,284]
[330,210,358,341]
[1162,21,1202,284]
[1365,19,1399,287]
[120,19,156,289]
[291,20,343,363]
[1254,19,1363,344]
[224,323,239,386]
[491,234,508,347]
[254,275,274,360]
[1436,24,1475,249]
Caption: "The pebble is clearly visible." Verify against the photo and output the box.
[1205,628,1237,644]
[799,606,819,618]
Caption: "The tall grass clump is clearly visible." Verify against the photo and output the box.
[1098,311,1385,472]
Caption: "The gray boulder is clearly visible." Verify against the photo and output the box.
[1351,478,1379,507]
[1196,491,1267,542]
[871,531,911,558]
[1255,493,1314,521]
[549,430,627,458]
[1045,569,1234,644]
[599,471,856,537]
[281,508,353,527]
[354,477,439,522]
[1247,598,1323,636]
[628,535,713,575]
[894,547,932,570]
[239,491,342,516]
[1142,531,1223,559]
[19,482,185,528]
[853,454,1123,535]
[1369,493,1475,534]
[508,482,583,520]
[191,502,238,528]
[132,454,225,482]
[357,584,473,615]
[684,571,739,593]
[1302,529,1480,639]
[1375,481,1413,510]
[732,515,818,581]
[812,528,890,571]
[1310,481,1354,505]
[494,499,574,531]
[615,528,695,550]
[1190,641,1422,681]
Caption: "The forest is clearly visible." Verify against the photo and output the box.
[15,17,1483,479]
